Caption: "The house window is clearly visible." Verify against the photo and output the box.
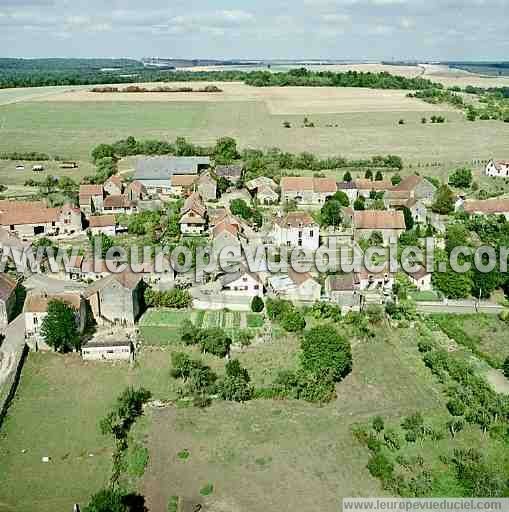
[9,225,14,230]
[298,240,303,247]
[254,285,259,290]
[298,231,303,238]
[310,230,314,237]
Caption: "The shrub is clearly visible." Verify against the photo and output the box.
[367,452,394,480]
[217,375,253,402]
[280,309,306,332]
[199,484,214,496]
[251,295,264,313]
[199,328,232,358]
[300,325,352,382]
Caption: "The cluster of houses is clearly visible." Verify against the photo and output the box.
[1,155,509,361]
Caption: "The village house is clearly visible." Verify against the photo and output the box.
[281,177,337,206]
[0,227,31,263]
[461,198,509,220]
[257,185,279,205]
[406,267,433,292]
[180,192,207,235]
[357,266,395,293]
[386,175,437,206]
[407,198,428,224]
[65,257,113,281]
[246,177,279,205]
[268,268,321,303]
[336,181,358,204]
[104,175,124,196]
[218,265,263,298]
[215,164,243,184]
[134,156,210,196]
[23,291,87,350]
[102,195,137,215]
[79,185,104,216]
[272,211,320,250]
[0,200,82,238]
[88,215,117,236]
[355,179,393,199]
[353,210,406,245]
[218,188,253,208]
[211,221,242,256]
[485,159,509,178]
[84,271,144,326]
[0,273,18,330]
[81,332,134,362]
[324,274,361,313]
[170,174,198,197]
[126,180,148,202]
[197,172,217,201]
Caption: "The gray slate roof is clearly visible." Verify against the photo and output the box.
[135,157,210,181]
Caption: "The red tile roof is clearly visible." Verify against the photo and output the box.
[354,210,406,230]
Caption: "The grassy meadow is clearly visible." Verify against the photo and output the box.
[0,98,508,184]
[0,323,448,512]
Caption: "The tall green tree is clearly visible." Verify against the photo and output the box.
[432,185,455,214]
[214,137,239,164]
[40,299,80,352]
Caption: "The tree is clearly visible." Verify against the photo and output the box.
[320,199,343,227]
[91,144,116,163]
[83,488,137,512]
[216,176,231,196]
[372,416,385,434]
[91,232,114,258]
[375,170,384,181]
[225,359,250,382]
[421,117,427,124]
[354,195,366,211]
[391,174,402,186]
[365,169,373,180]
[230,198,252,220]
[300,325,352,382]
[329,191,350,207]
[251,295,264,313]
[281,309,306,332]
[432,185,455,214]
[432,265,473,299]
[214,137,239,164]
[200,328,232,358]
[449,167,473,189]
[343,171,353,182]
[402,206,414,231]
[266,298,292,320]
[40,300,80,352]
[217,375,253,402]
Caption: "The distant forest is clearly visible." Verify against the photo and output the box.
[445,61,509,77]
[0,58,439,90]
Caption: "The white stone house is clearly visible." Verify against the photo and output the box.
[219,266,263,298]
[272,212,320,250]
[23,291,87,350]
[485,160,509,178]
[406,267,432,292]
[88,215,117,236]
[180,192,207,235]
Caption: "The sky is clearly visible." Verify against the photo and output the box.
[0,0,508,61]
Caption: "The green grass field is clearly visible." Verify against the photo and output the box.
[0,324,447,512]
[0,100,508,181]
[139,308,265,347]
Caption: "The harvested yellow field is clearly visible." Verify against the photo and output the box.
[34,81,446,115]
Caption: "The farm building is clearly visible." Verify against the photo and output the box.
[104,175,124,196]
[134,156,210,195]
[81,333,133,362]
[324,274,361,313]
[215,164,243,183]
[386,175,436,207]
[180,193,207,235]
[406,267,432,292]
[281,177,336,206]
[0,201,82,238]
[461,198,509,219]
[354,179,393,198]
[84,271,144,327]
[79,184,104,216]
